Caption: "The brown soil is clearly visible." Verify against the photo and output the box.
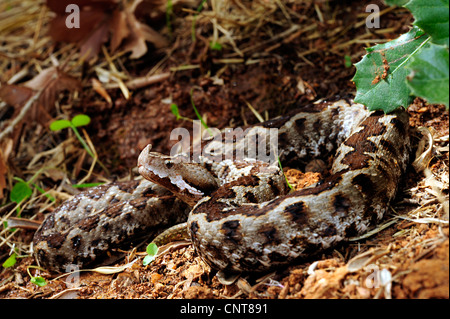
[0,0,448,300]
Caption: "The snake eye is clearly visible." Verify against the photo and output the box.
[165,161,174,169]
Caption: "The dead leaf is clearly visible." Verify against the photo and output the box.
[110,9,130,52]
[0,85,33,108]
[47,0,118,59]
[0,67,81,145]
[2,67,81,124]
[0,140,12,199]
[46,0,167,60]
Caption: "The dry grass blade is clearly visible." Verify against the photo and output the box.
[6,217,41,230]
[52,259,139,281]
[348,218,398,241]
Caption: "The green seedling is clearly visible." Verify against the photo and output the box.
[10,179,33,206]
[191,0,207,42]
[2,251,47,286]
[143,242,158,266]
[166,0,173,38]
[170,103,189,121]
[189,88,211,135]
[209,41,223,51]
[50,114,93,157]
[50,114,109,174]
[344,55,352,68]
[170,88,212,136]
[2,252,17,268]
[10,169,56,214]
[27,265,47,287]
[277,157,294,191]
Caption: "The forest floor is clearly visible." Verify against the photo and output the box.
[0,0,448,299]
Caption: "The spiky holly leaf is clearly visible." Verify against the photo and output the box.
[406,0,449,46]
[406,43,449,107]
[353,26,430,113]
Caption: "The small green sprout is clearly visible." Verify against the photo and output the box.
[2,252,17,268]
[169,89,212,136]
[277,157,294,191]
[189,88,211,134]
[30,276,47,287]
[10,179,32,205]
[166,0,173,38]
[50,114,109,174]
[10,170,56,214]
[50,114,93,157]
[170,103,186,121]
[142,242,159,266]
[27,266,47,287]
[191,0,207,42]
[209,41,223,51]
[344,55,352,68]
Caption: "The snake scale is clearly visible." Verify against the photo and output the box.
[33,99,410,274]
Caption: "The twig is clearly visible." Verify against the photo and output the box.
[0,88,44,142]
[103,72,170,90]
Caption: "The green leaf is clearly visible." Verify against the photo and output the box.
[406,43,449,107]
[143,243,158,266]
[209,41,223,51]
[196,0,207,12]
[142,255,155,266]
[10,181,32,204]
[353,26,430,112]
[344,55,352,68]
[71,114,91,127]
[146,242,158,256]
[170,103,181,120]
[49,119,72,131]
[2,253,17,268]
[406,0,449,46]
[30,276,47,287]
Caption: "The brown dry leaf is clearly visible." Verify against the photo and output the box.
[110,9,130,52]
[46,0,118,59]
[123,0,168,58]
[27,67,80,121]
[0,141,12,199]
[0,67,81,128]
[46,0,167,60]
[0,86,33,109]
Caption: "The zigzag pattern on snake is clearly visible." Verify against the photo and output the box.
[33,99,410,273]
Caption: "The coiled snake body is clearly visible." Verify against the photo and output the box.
[33,99,410,273]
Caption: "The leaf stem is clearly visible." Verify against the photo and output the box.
[71,125,110,175]
[392,35,431,75]
[190,88,213,136]
[71,125,95,159]
[277,156,293,191]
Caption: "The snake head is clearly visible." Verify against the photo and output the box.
[138,144,219,206]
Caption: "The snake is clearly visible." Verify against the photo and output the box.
[33,98,410,274]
